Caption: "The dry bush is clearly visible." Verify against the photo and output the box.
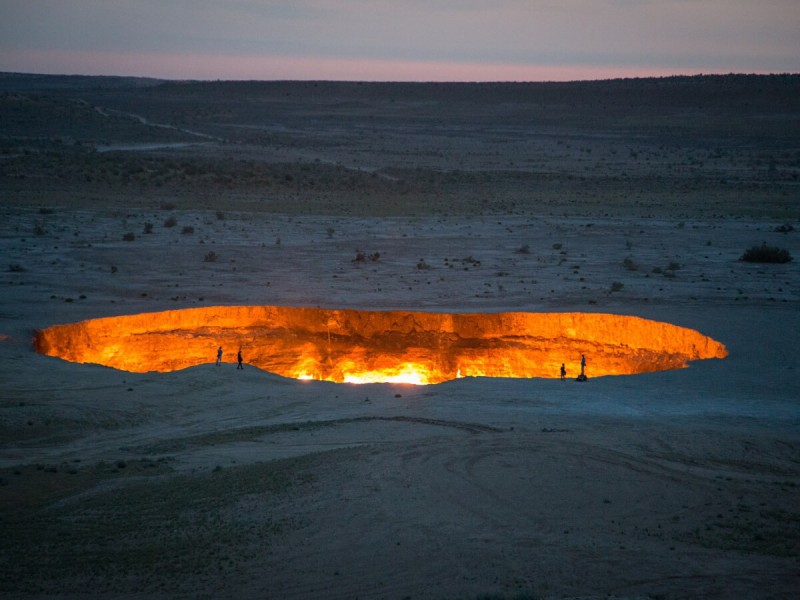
[740,243,792,263]
[352,250,380,263]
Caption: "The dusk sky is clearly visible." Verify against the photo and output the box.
[1,1,798,82]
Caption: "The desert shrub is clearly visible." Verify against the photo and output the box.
[122,232,135,242]
[610,281,624,292]
[352,250,380,264]
[417,258,431,270]
[8,264,26,272]
[774,223,795,233]
[216,211,225,220]
[623,257,637,271]
[740,243,792,264]
[203,251,218,262]
[181,226,194,235]
[474,593,539,600]
[326,227,335,239]
[143,222,153,234]
[164,216,177,228]
[667,261,682,271]
[515,244,530,254]
[160,202,176,210]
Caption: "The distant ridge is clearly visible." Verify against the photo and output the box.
[1,71,798,93]
[0,72,164,92]
[2,72,797,133]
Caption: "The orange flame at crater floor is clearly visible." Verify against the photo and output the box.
[33,306,727,384]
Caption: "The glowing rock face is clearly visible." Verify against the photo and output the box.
[33,306,727,384]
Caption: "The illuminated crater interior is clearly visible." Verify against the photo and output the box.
[33,306,728,385]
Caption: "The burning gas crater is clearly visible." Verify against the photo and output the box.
[34,306,727,385]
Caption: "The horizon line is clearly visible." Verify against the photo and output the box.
[3,68,797,87]
[2,50,796,85]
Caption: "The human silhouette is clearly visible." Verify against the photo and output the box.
[560,363,566,381]
[237,348,244,370]
[216,346,223,366]
[576,354,588,382]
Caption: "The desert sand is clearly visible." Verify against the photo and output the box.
[1,74,799,599]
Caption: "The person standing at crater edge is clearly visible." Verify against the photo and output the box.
[216,346,223,366]
[237,348,244,370]
[576,354,588,382]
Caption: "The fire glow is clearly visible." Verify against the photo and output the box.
[33,306,727,384]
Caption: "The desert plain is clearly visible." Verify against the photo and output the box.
[1,74,799,599]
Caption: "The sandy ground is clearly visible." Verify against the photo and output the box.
[1,76,799,599]
[2,207,798,600]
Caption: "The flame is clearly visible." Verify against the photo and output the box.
[33,306,728,384]
[342,363,430,385]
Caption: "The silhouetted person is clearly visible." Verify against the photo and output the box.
[576,354,588,382]
[237,348,244,370]
[216,346,223,366]
[560,363,566,381]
